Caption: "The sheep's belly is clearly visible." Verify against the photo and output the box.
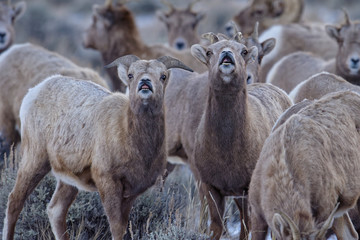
[52,168,97,192]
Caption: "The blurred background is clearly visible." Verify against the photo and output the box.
[11,0,360,82]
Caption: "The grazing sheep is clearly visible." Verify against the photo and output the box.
[2,55,193,240]
[83,0,206,92]
[249,91,360,240]
[186,32,292,240]
[0,1,25,53]
[267,11,360,92]
[157,0,205,51]
[289,72,360,103]
[232,0,303,36]
[0,43,109,163]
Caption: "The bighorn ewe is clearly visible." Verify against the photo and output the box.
[157,0,205,51]
[267,11,360,91]
[0,1,25,53]
[83,0,206,92]
[0,43,108,163]
[231,0,303,36]
[186,32,292,239]
[3,55,193,240]
[249,91,360,240]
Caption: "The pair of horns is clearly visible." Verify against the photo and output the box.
[161,0,202,12]
[105,55,193,72]
[201,31,243,44]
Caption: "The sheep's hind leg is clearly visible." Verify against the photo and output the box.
[47,180,78,240]
[2,152,50,240]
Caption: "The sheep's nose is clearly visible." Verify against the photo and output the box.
[0,32,6,43]
[351,58,359,65]
[176,41,185,50]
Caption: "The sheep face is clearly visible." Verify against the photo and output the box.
[0,1,26,53]
[83,3,132,52]
[158,8,205,51]
[326,22,360,77]
[191,34,257,90]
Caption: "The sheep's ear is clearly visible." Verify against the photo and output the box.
[261,38,276,57]
[105,55,140,86]
[12,1,26,22]
[272,213,289,239]
[191,44,207,65]
[157,11,169,24]
[244,46,258,64]
[326,25,342,42]
[194,12,206,25]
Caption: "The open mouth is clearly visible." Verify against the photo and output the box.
[219,53,235,66]
[138,81,153,92]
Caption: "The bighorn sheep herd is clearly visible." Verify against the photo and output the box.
[2,0,360,239]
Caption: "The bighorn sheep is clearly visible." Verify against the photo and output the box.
[0,1,25,54]
[3,55,193,240]
[266,11,360,91]
[231,0,303,36]
[182,32,291,239]
[0,43,108,164]
[157,0,205,51]
[249,91,360,240]
[83,0,206,92]
[289,72,360,103]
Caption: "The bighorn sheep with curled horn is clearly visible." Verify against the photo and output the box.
[83,0,206,92]
[230,0,303,37]
[266,10,359,91]
[183,31,291,239]
[0,43,109,165]
[249,91,360,240]
[0,0,25,54]
[2,55,193,240]
[157,0,205,51]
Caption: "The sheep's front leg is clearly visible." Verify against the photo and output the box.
[96,176,135,240]
[47,180,78,240]
[332,212,358,240]
[250,211,268,240]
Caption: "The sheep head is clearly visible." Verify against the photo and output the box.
[106,55,192,113]
[191,32,257,91]
[0,1,26,53]
[326,10,360,79]
[157,0,205,50]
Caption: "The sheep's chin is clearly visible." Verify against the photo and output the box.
[138,89,152,99]
[219,63,235,75]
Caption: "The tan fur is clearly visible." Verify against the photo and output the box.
[267,18,360,91]
[249,91,360,240]
[233,0,303,36]
[0,1,25,53]
[83,2,206,92]
[0,43,108,161]
[3,57,173,239]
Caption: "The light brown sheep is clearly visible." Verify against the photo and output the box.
[249,91,360,240]
[157,0,205,51]
[0,43,109,164]
[0,1,25,53]
[184,32,291,240]
[83,0,206,92]
[267,11,360,92]
[2,55,193,240]
[232,0,303,36]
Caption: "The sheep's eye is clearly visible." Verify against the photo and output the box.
[206,51,212,57]
[241,49,248,57]
[128,74,133,79]
[160,74,167,81]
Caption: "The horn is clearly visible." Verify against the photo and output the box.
[104,55,140,69]
[342,8,351,25]
[217,33,230,41]
[316,202,340,239]
[156,56,193,72]
[278,210,301,240]
[251,22,259,41]
[201,32,219,44]
[233,32,244,43]
[160,0,175,13]
[187,0,201,12]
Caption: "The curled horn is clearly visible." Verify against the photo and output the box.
[316,202,340,239]
[233,32,243,43]
[187,0,201,12]
[157,56,193,72]
[342,8,351,26]
[160,0,175,13]
[251,22,259,41]
[105,0,112,8]
[104,55,140,69]
[278,210,301,240]
[201,32,219,44]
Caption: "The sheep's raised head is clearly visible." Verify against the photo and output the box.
[157,0,205,50]
[326,10,360,79]
[82,0,133,52]
[191,32,257,90]
[106,55,192,113]
[0,1,26,53]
